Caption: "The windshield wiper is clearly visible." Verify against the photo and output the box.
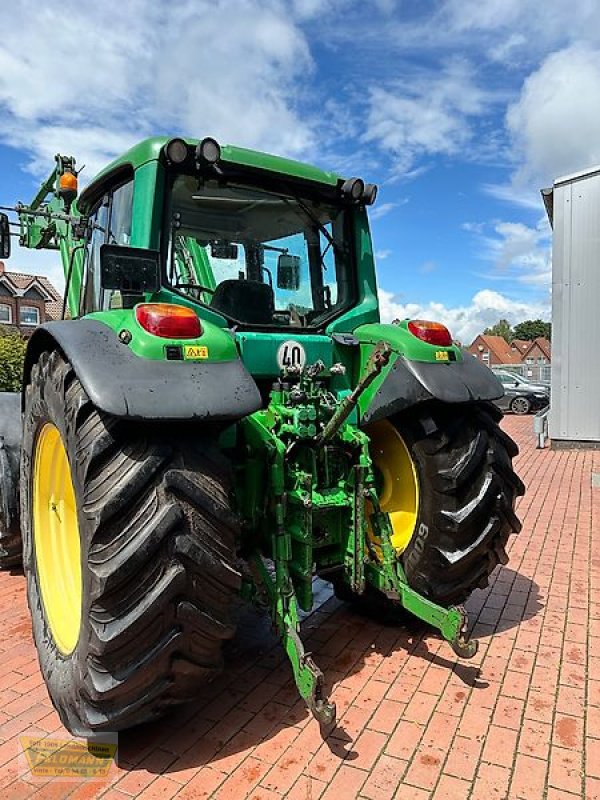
[276,187,342,259]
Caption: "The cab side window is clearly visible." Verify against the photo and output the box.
[108,181,134,247]
[80,197,109,316]
[80,174,134,315]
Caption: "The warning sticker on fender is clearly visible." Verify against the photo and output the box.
[184,345,209,360]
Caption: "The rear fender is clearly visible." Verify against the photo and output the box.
[355,325,503,425]
[23,321,262,421]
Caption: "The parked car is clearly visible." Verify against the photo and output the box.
[493,370,550,415]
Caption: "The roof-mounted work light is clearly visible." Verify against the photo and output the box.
[195,137,221,165]
[363,183,378,205]
[164,138,189,165]
[340,177,365,202]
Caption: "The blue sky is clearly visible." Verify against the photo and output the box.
[2,0,600,341]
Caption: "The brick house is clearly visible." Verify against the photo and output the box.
[467,334,522,366]
[468,333,551,369]
[0,262,62,338]
[509,339,533,359]
[521,337,551,366]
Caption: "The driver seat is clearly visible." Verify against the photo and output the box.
[210,280,275,325]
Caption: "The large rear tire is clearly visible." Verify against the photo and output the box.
[0,393,23,569]
[0,447,22,568]
[335,401,524,609]
[397,401,524,605]
[21,350,240,735]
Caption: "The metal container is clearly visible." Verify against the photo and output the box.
[543,165,600,444]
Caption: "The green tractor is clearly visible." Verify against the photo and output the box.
[0,138,523,735]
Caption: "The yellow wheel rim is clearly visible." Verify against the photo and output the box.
[33,423,82,655]
[367,420,419,556]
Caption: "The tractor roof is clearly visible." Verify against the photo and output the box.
[92,136,340,188]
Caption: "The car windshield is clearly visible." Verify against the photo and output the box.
[165,174,354,328]
[518,375,541,385]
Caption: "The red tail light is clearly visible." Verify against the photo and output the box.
[408,319,452,347]
[135,303,202,339]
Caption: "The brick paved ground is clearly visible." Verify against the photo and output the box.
[1,415,599,799]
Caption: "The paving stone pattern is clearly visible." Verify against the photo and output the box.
[0,416,599,799]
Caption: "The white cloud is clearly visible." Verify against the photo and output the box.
[369,202,398,221]
[484,41,600,206]
[392,165,431,183]
[365,58,492,174]
[410,1,600,64]
[0,1,315,180]
[292,0,360,20]
[373,0,397,13]
[375,249,392,260]
[464,218,551,289]
[486,221,550,273]
[378,287,550,345]
[481,182,543,210]
[462,221,485,235]
[0,0,321,292]
[506,45,600,188]
[438,0,545,42]
[488,33,527,64]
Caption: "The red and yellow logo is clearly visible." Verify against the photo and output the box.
[20,736,117,779]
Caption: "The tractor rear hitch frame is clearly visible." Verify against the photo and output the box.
[285,627,336,730]
[317,341,391,444]
[250,553,337,729]
[244,349,477,733]
[369,505,478,659]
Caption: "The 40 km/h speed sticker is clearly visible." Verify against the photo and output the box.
[277,340,306,370]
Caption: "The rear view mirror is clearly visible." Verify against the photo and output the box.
[211,242,238,260]
[100,244,160,295]
[0,213,11,259]
[277,254,301,291]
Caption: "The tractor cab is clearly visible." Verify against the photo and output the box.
[65,136,381,385]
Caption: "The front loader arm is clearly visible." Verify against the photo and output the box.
[9,154,83,318]
[17,154,78,249]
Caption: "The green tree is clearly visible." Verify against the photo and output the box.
[512,319,551,341]
[483,319,514,342]
[0,332,27,392]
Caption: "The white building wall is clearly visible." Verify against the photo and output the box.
[550,167,600,442]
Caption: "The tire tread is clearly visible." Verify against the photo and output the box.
[402,401,523,604]
[21,350,241,734]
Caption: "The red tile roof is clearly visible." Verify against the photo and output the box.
[470,334,522,363]
[469,334,552,365]
[0,267,63,320]
[522,337,551,360]
[510,339,531,353]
